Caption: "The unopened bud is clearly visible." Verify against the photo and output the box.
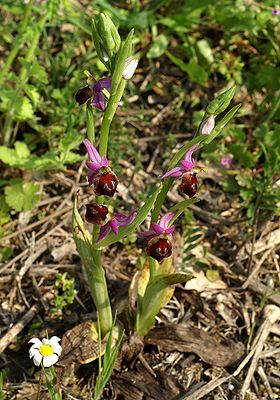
[200,115,215,135]
[123,56,138,80]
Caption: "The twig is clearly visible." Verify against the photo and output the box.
[239,305,280,399]
[242,248,273,289]
[257,365,276,399]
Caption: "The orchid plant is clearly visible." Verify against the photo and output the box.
[72,13,240,343]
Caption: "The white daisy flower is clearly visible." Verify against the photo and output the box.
[28,336,62,367]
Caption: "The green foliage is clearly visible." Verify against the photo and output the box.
[93,316,123,400]
[4,179,40,212]
[0,369,8,400]
[52,273,76,317]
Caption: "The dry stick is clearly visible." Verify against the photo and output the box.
[239,305,280,399]
[242,248,274,289]
[257,366,276,400]
[0,206,72,242]
[179,305,280,400]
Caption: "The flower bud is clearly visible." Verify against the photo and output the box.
[93,171,118,197]
[146,238,172,262]
[123,56,138,80]
[85,204,109,225]
[75,86,93,105]
[180,173,197,198]
[200,115,215,135]
[97,13,121,58]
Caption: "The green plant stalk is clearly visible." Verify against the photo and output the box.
[99,79,126,156]
[73,198,112,336]
[0,0,34,83]
[3,12,48,146]
[98,29,134,156]
[86,101,95,143]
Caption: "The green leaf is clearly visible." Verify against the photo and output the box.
[206,86,236,115]
[23,84,40,106]
[204,104,242,145]
[165,51,208,85]
[13,96,34,121]
[0,142,30,166]
[195,39,214,65]
[137,271,193,336]
[96,183,162,248]
[147,34,169,58]
[5,180,40,212]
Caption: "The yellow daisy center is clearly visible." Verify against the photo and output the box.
[39,344,54,356]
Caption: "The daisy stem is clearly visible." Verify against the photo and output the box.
[36,366,43,400]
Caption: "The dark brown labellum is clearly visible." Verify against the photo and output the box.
[75,86,93,105]
[93,172,118,197]
[146,238,172,262]
[180,173,197,198]
[85,203,108,225]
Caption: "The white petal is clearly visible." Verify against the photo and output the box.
[43,354,58,367]
[42,338,51,345]
[28,338,42,347]
[49,336,61,345]
[29,347,40,359]
[33,353,43,366]
[52,342,62,356]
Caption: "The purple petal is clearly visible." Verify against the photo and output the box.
[159,212,175,229]
[161,167,184,179]
[88,171,96,185]
[97,223,111,242]
[139,230,158,241]
[86,161,101,173]
[180,160,194,171]
[100,156,109,168]
[83,139,102,164]
[165,226,175,235]
[151,223,165,235]
[92,92,106,111]
[184,144,199,164]
[115,211,136,227]
[109,219,119,234]
[98,77,112,91]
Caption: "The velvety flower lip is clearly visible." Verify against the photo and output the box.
[91,77,112,111]
[140,212,175,241]
[97,210,136,242]
[162,144,199,179]
[83,139,109,184]
[272,8,280,15]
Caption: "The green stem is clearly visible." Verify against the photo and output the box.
[85,248,113,336]
[86,101,95,143]
[99,79,126,156]
[0,0,34,83]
